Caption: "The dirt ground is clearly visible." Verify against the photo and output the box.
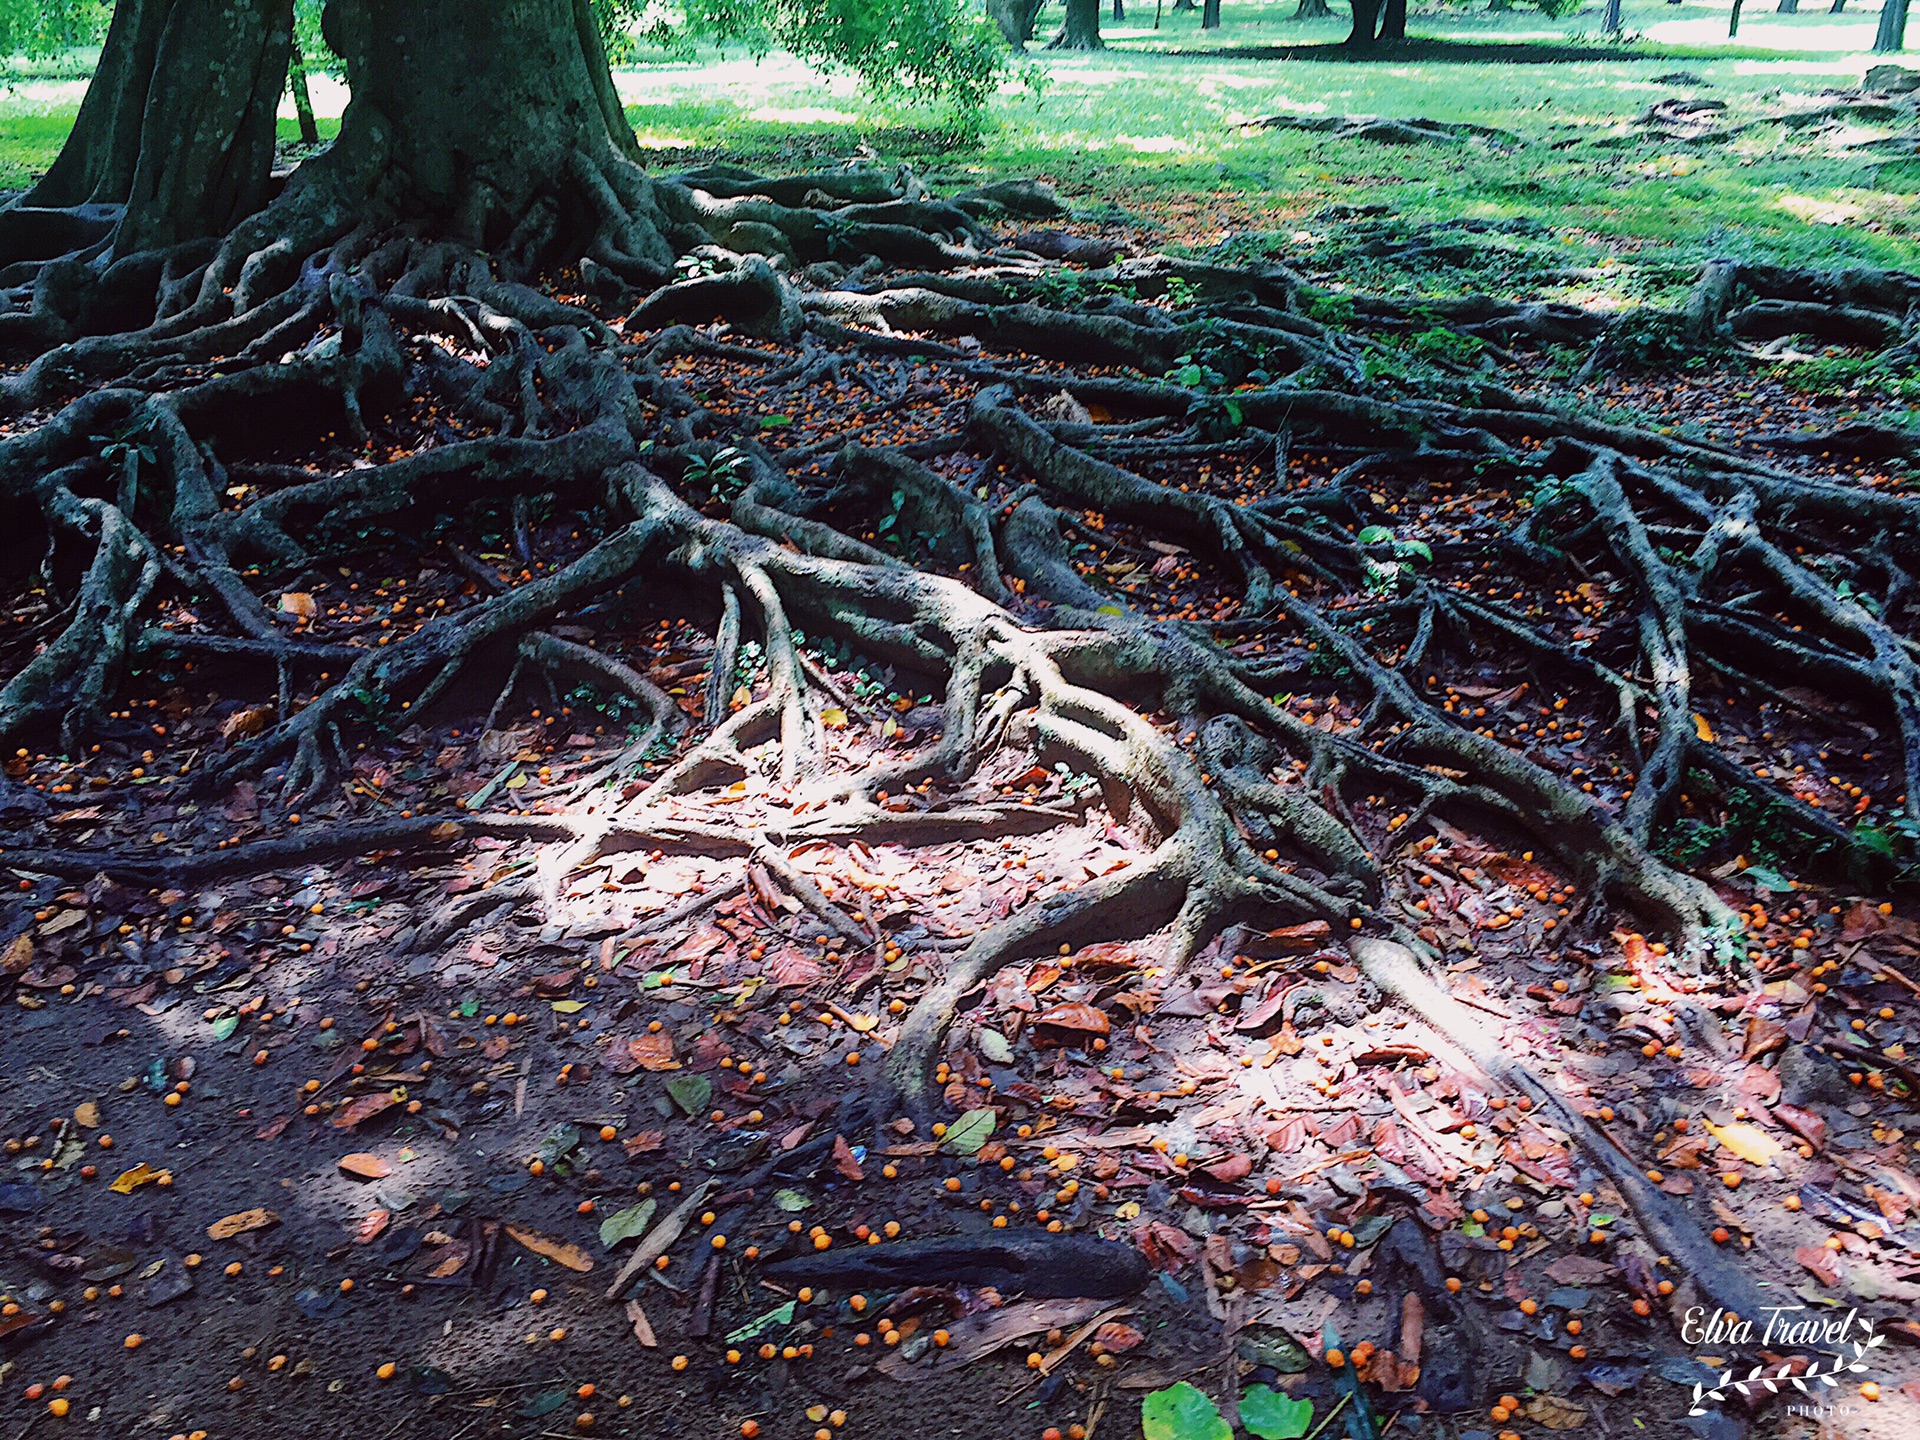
[5,227,1920,1440]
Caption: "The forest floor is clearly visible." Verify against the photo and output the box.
[4,21,1920,1440]
[0,214,1917,1440]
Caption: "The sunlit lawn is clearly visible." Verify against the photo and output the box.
[3,0,1915,288]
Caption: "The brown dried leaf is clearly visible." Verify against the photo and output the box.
[832,1133,864,1182]
[628,1030,678,1071]
[1032,1001,1110,1036]
[332,1092,397,1130]
[505,1224,594,1272]
[207,1208,279,1241]
[220,704,275,742]
[1524,1395,1588,1430]
[337,1152,391,1180]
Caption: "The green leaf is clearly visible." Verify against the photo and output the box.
[773,1188,812,1212]
[942,1107,997,1155]
[1141,1382,1232,1440]
[1240,1386,1313,1440]
[666,1073,713,1116]
[1095,604,1127,616]
[598,1200,656,1249]
[550,999,585,1014]
[1356,525,1395,546]
[535,1124,581,1173]
[211,1014,239,1040]
[1396,538,1433,564]
[725,1300,796,1345]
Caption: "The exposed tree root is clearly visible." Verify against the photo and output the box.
[4,149,1917,1335]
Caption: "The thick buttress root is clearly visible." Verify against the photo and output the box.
[4,157,1917,1322]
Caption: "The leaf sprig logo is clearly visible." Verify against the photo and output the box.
[1679,1306,1887,1417]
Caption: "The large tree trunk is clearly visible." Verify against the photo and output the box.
[1877,0,1908,49]
[1050,0,1106,47]
[235,0,676,284]
[1378,0,1406,39]
[1347,0,1382,45]
[989,0,1048,46]
[1202,0,1222,27]
[10,0,291,257]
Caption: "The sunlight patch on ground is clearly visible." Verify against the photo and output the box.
[1777,192,1866,226]
[747,105,857,124]
[1118,135,1192,154]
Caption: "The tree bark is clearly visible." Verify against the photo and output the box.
[267,0,666,271]
[1877,0,1908,49]
[1729,0,1744,33]
[288,36,319,146]
[1051,0,1106,47]
[1378,0,1406,40]
[1113,0,1126,20]
[1202,0,1222,27]
[1294,0,1332,15]
[1347,0,1382,45]
[990,0,1048,46]
[1604,0,1624,30]
[1775,0,1798,10]
[15,0,292,254]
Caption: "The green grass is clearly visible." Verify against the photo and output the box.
[3,0,1916,302]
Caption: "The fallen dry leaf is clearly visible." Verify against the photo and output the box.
[207,1208,279,1241]
[332,1092,397,1130]
[505,1224,594,1272]
[109,1163,166,1193]
[337,1152,391,1180]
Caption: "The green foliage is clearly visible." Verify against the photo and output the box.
[1777,352,1920,407]
[1239,1388,1313,1440]
[640,0,1006,114]
[684,445,751,502]
[294,0,344,78]
[1140,1383,1233,1440]
[1593,308,1700,374]
[1408,324,1486,367]
[0,0,108,59]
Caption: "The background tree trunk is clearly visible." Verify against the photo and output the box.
[1202,0,1222,27]
[1113,0,1126,20]
[1604,0,1624,30]
[288,36,319,146]
[1775,0,1797,11]
[1173,0,1197,11]
[1294,0,1332,15]
[1051,0,1106,47]
[990,0,1048,46]
[20,0,291,252]
[1728,0,1744,33]
[1378,0,1406,39]
[1877,0,1908,48]
[1348,0,1382,44]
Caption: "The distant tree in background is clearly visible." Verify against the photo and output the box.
[1877,0,1909,49]
[1051,0,1105,47]
[0,0,111,58]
